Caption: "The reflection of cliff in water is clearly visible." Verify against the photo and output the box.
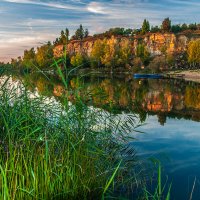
[14,73,200,125]
[87,77,200,125]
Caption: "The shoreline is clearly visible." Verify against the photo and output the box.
[166,70,200,82]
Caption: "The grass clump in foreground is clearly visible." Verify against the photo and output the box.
[0,75,139,200]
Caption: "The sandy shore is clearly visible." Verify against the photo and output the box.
[166,70,200,83]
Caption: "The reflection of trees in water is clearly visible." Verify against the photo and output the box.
[185,85,200,109]
[157,113,167,126]
[36,76,54,96]
[135,79,149,104]
[14,73,200,123]
[138,110,147,123]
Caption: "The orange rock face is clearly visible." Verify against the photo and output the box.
[147,33,176,55]
[53,32,200,58]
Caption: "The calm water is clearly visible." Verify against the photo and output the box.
[133,117,200,199]
[3,73,200,199]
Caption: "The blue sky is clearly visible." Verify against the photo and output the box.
[0,0,200,62]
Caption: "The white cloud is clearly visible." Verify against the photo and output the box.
[0,36,42,45]
[2,0,84,11]
[87,2,107,14]
[17,18,59,28]
[1,0,200,62]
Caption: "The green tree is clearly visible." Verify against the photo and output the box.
[91,39,106,67]
[187,39,200,67]
[75,24,85,40]
[53,38,59,45]
[22,47,36,68]
[84,28,89,38]
[151,26,160,33]
[36,42,54,68]
[124,28,133,36]
[70,53,85,67]
[142,19,150,34]
[11,57,22,69]
[181,23,188,31]
[53,28,69,45]
[171,24,181,33]
[162,18,171,32]
[65,28,69,40]
[101,36,120,70]
[60,28,69,45]
[188,23,197,30]
[106,27,125,36]
[118,39,132,66]
[136,44,151,66]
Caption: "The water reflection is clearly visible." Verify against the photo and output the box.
[4,73,200,199]
[133,116,200,200]
[13,73,200,124]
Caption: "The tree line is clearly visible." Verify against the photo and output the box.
[9,33,152,73]
[4,19,200,72]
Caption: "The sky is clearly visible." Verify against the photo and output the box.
[0,0,200,62]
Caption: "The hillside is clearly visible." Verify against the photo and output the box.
[54,31,200,58]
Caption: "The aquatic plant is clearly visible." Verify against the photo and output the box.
[0,66,139,200]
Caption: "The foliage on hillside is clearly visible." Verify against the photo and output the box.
[3,18,200,73]
[187,39,200,67]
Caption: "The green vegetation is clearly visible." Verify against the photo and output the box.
[162,18,171,33]
[10,43,54,72]
[0,62,11,69]
[73,24,89,40]
[3,52,190,199]
[36,42,54,68]
[2,19,200,74]
[142,19,150,34]
[94,27,133,38]
[136,44,151,66]
[22,47,36,69]
[0,65,144,199]
[144,163,171,200]
[90,39,106,67]
[3,15,200,200]
[70,53,86,67]
[187,39,200,67]
[54,28,69,45]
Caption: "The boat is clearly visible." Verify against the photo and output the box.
[133,74,163,79]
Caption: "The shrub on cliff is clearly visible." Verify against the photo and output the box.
[101,36,120,69]
[162,18,171,32]
[188,39,200,67]
[148,56,166,72]
[90,39,106,67]
[142,19,150,34]
[22,48,36,69]
[70,53,87,68]
[36,42,54,68]
[136,44,151,66]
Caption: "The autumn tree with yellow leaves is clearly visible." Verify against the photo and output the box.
[70,53,85,67]
[187,39,200,67]
[90,39,106,67]
[101,36,120,70]
[118,39,132,66]
[36,42,54,68]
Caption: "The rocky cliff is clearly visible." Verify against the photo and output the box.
[53,31,200,58]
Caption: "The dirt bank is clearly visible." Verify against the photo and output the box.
[167,70,200,83]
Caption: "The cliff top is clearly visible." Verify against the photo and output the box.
[56,30,200,46]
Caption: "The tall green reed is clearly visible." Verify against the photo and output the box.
[0,59,139,200]
[143,162,171,200]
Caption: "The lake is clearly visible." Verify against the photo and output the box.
[2,72,200,199]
